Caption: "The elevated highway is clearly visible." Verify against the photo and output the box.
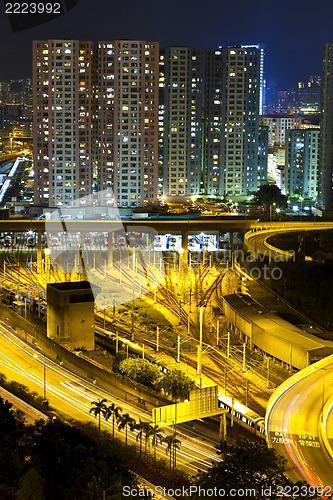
[266,355,333,493]
[245,221,333,259]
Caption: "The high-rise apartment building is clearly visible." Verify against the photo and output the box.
[319,44,333,212]
[33,39,96,207]
[285,129,319,198]
[204,45,264,198]
[259,115,301,147]
[203,49,223,196]
[158,47,203,198]
[98,40,159,207]
[258,124,268,184]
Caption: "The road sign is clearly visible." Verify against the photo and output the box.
[152,385,226,426]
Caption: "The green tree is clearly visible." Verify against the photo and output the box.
[104,403,122,439]
[117,413,136,445]
[16,468,45,500]
[118,357,161,389]
[0,397,26,498]
[147,424,164,460]
[253,184,288,210]
[133,419,149,456]
[194,440,304,498]
[89,398,107,435]
[161,433,181,469]
[160,369,196,401]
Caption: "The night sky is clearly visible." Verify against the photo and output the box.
[0,0,332,89]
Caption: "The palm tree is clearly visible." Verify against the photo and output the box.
[148,424,164,459]
[89,398,107,435]
[161,433,181,469]
[133,419,149,456]
[117,412,135,445]
[104,403,122,439]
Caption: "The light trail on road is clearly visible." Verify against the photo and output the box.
[0,322,221,475]
[266,356,333,497]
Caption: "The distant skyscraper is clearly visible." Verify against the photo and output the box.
[297,76,321,115]
[204,45,264,198]
[319,44,333,212]
[285,129,319,198]
[98,40,159,207]
[33,39,96,207]
[159,47,203,198]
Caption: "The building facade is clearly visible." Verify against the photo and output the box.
[203,48,223,196]
[98,40,159,207]
[259,115,302,147]
[285,129,319,198]
[159,47,203,198]
[204,45,264,198]
[297,76,321,115]
[258,124,268,184]
[33,39,96,208]
[319,44,333,212]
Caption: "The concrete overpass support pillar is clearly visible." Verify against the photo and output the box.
[229,232,234,248]
[37,230,42,273]
[107,232,113,266]
[181,230,188,268]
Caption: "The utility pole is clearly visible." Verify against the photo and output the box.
[242,343,246,372]
[246,380,249,407]
[24,298,27,340]
[156,326,159,352]
[116,331,119,354]
[197,306,203,388]
[216,320,219,346]
[267,357,270,389]
[177,334,180,363]
[43,354,46,404]
[227,331,230,358]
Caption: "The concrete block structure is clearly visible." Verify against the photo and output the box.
[47,281,100,350]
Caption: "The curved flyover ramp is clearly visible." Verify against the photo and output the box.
[266,354,333,494]
[245,221,333,260]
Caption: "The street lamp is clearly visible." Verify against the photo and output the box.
[44,248,51,283]
[314,201,318,222]
[300,197,304,221]
[197,305,203,388]
[269,202,276,222]
[178,247,184,281]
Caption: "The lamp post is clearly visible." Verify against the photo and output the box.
[178,247,183,281]
[24,297,27,341]
[197,305,203,389]
[269,202,276,222]
[44,248,50,283]
[300,197,304,221]
[314,201,318,222]
[43,354,47,405]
